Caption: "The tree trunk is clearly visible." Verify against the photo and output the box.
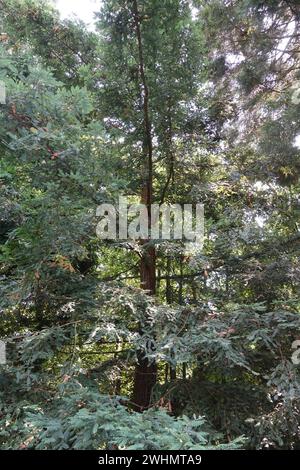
[131,242,157,411]
[131,0,157,411]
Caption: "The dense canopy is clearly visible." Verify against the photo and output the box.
[0,0,300,451]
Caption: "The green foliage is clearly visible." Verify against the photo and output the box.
[1,0,300,451]
[0,382,244,450]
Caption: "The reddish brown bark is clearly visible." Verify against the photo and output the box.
[131,0,157,411]
[132,179,158,410]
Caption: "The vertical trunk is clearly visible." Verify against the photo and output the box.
[166,257,172,303]
[178,255,183,305]
[165,256,176,413]
[132,239,157,411]
[166,257,176,381]
[114,344,122,395]
[179,257,187,380]
[131,0,157,411]
[182,363,187,380]
[170,362,177,381]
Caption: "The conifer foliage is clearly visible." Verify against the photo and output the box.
[0,0,300,450]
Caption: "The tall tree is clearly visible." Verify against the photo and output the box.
[1,0,300,451]
[97,0,204,410]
